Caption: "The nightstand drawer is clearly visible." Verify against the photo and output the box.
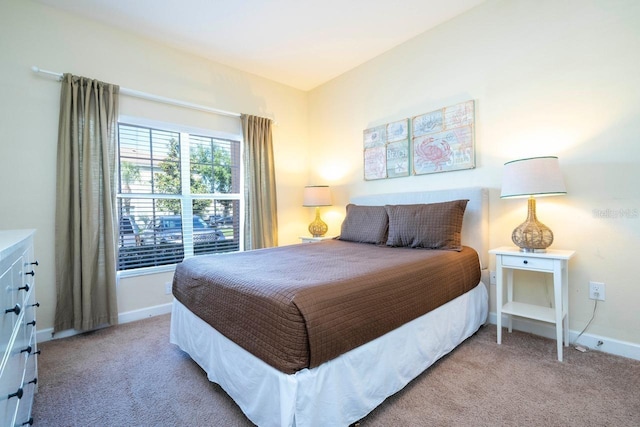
[501,255,554,271]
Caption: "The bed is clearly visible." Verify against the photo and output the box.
[170,187,489,427]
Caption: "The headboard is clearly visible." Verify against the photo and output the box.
[350,187,489,269]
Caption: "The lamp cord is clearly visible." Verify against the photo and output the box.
[572,299,598,346]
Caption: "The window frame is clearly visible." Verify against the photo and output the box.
[116,116,244,278]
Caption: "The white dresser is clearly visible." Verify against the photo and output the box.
[0,230,38,426]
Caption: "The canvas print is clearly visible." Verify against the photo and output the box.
[363,119,409,180]
[412,110,443,137]
[386,119,409,142]
[412,100,475,175]
[364,146,387,180]
[386,140,409,178]
[363,125,386,148]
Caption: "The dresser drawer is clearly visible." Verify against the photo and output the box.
[22,297,37,329]
[18,249,36,307]
[15,351,37,427]
[1,264,16,316]
[0,392,19,427]
[23,328,38,383]
[12,255,26,303]
[16,276,33,308]
[0,317,28,385]
[0,344,27,427]
[1,292,19,351]
[1,305,22,372]
[501,255,555,271]
[1,258,22,344]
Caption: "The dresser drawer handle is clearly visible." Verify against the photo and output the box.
[25,270,35,276]
[5,304,21,316]
[8,387,23,400]
[21,345,32,355]
[28,378,37,386]
[523,260,528,264]
[27,319,36,327]
[19,283,30,292]
[31,302,40,308]
[31,260,39,266]
[21,416,34,426]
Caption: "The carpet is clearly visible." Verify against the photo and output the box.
[33,314,640,426]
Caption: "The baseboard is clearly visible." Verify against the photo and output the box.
[37,302,173,344]
[488,312,640,361]
[117,302,173,324]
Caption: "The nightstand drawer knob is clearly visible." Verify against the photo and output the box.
[523,260,528,264]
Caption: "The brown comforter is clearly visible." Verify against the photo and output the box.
[172,240,480,374]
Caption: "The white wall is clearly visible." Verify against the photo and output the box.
[308,0,640,348]
[0,0,310,333]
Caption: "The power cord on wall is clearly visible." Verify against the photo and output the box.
[572,299,598,352]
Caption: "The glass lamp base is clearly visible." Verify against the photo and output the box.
[512,197,554,252]
[308,207,328,238]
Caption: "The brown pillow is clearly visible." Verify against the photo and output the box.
[385,200,469,250]
[338,204,388,244]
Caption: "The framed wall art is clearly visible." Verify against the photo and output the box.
[363,125,387,180]
[412,100,475,175]
[363,119,409,180]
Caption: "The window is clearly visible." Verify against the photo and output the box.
[117,122,241,271]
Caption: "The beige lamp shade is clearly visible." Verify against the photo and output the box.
[501,156,566,252]
[303,185,332,207]
[501,156,566,199]
[303,186,331,237]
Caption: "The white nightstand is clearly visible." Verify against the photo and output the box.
[299,236,336,243]
[489,246,575,361]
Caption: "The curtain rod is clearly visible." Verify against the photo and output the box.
[32,66,242,119]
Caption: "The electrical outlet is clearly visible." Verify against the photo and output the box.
[490,270,496,285]
[165,281,172,295]
[589,281,605,301]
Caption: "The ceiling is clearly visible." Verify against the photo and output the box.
[37,0,485,91]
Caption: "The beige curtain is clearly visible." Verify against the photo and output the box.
[241,114,278,250]
[54,74,119,332]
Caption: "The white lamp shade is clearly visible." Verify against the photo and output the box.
[303,186,332,206]
[501,156,566,198]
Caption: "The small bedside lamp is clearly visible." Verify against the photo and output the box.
[501,156,566,252]
[303,185,332,237]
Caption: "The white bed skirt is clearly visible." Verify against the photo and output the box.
[170,282,488,427]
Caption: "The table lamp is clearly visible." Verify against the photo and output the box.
[303,185,332,237]
[501,156,566,252]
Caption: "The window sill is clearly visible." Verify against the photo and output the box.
[117,263,176,279]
